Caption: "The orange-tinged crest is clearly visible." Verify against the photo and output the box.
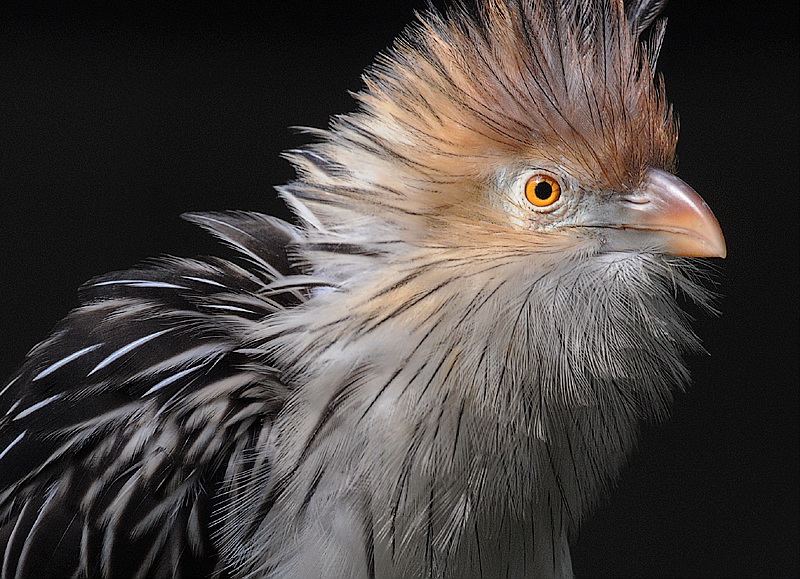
[285,0,678,235]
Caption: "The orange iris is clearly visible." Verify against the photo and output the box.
[525,173,561,207]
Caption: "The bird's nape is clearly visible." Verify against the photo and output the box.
[0,1,724,578]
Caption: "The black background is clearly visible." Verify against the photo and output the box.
[1,2,797,577]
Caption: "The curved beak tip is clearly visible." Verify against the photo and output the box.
[700,223,727,259]
[634,168,727,259]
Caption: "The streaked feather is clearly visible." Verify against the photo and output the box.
[625,0,669,37]
[0,212,308,578]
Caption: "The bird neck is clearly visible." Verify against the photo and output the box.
[229,245,702,577]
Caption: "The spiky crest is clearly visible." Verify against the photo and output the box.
[284,0,677,242]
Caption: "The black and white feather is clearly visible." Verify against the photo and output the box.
[0,213,312,578]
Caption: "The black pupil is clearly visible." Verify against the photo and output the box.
[534,181,553,200]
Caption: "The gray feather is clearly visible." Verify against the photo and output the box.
[625,0,669,37]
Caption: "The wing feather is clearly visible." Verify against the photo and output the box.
[0,212,319,579]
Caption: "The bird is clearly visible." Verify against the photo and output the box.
[0,0,726,577]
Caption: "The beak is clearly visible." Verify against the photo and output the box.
[591,168,726,258]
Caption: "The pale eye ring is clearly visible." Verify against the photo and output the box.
[524,173,561,207]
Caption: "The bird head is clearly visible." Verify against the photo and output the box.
[283,0,725,267]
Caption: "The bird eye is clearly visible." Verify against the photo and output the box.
[524,173,561,208]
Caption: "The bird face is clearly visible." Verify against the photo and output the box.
[299,0,725,274]
[484,162,725,261]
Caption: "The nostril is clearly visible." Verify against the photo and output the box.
[620,195,650,205]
